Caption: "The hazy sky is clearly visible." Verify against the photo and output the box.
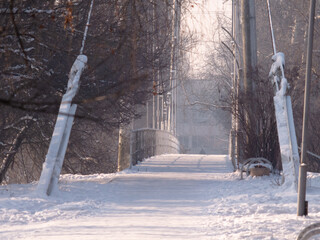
[183,0,232,77]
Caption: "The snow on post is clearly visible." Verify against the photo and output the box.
[37,55,87,196]
[270,52,299,190]
[269,52,285,93]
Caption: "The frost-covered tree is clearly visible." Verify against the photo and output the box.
[0,0,193,184]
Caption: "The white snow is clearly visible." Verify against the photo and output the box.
[269,53,285,78]
[0,8,53,14]
[1,154,320,239]
[269,52,286,94]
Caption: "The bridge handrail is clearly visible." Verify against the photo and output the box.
[131,128,180,165]
[298,147,320,160]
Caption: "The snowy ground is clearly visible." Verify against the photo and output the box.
[1,154,320,240]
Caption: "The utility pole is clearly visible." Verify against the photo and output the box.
[235,0,242,166]
[230,0,241,169]
[173,0,181,135]
[167,0,174,133]
[241,0,257,95]
[168,0,180,134]
[152,0,157,130]
[230,0,236,169]
[240,0,257,157]
[297,0,316,217]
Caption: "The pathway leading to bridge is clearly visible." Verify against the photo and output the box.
[103,154,232,239]
[0,154,232,239]
[3,154,319,239]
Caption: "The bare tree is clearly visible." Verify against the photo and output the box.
[0,0,194,184]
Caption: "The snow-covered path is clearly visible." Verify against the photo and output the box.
[95,154,232,239]
[1,154,231,240]
[1,154,320,239]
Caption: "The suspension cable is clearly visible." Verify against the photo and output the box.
[267,0,285,79]
[266,0,277,55]
[79,0,95,55]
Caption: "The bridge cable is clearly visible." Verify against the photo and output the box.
[266,0,277,55]
[267,0,320,162]
[79,0,95,55]
[266,0,285,80]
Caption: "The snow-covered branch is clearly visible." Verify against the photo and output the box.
[3,115,37,130]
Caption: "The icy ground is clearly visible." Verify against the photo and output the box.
[1,154,320,239]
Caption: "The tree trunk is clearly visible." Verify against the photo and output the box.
[0,126,27,184]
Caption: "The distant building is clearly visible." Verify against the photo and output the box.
[176,79,230,154]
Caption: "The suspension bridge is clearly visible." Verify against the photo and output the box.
[32,0,320,224]
[2,0,320,239]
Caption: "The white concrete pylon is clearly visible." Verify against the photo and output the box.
[37,55,87,196]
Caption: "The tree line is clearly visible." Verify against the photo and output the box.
[0,0,193,184]
[203,0,320,171]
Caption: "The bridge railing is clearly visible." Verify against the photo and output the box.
[298,147,320,173]
[131,129,180,165]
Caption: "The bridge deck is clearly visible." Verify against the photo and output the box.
[0,154,232,239]
[101,154,232,239]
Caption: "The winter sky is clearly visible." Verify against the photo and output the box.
[183,0,232,76]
